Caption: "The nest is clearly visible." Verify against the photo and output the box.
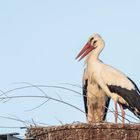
[25,122,140,140]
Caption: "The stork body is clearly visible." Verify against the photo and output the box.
[83,68,110,123]
[76,33,140,124]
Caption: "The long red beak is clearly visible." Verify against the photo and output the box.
[76,42,94,61]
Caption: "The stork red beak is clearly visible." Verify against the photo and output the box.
[76,42,94,61]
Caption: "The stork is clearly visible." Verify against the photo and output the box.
[76,33,140,124]
[76,34,110,123]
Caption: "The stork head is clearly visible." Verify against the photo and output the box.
[76,33,105,61]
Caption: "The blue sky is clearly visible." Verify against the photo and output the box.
[0,0,140,137]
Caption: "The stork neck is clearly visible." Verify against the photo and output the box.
[86,46,103,64]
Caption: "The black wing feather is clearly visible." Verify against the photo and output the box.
[107,77,140,118]
[127,77,140,94]
[103,97,110,121]
[83,79,88,116]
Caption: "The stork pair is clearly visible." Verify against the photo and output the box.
[76,33,140,124]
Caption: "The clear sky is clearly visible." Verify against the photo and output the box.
[0,0,140,137]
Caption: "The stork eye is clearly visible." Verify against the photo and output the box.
[93,40,97,44]
[90,37,94,42]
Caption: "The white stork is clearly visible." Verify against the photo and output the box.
[76,33,140,124]
[76,34,110,123]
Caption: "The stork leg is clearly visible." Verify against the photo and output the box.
[114,101,118,123]
[119,104,125,125]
